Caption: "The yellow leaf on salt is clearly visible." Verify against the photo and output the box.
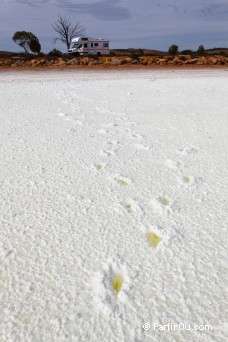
[161,197,169,206]
[112,275,123,295]
[183,176,190,183]
[118,179,128,186]
[95,164,103,170]
[126,203,132,210]
[146,232,162,248]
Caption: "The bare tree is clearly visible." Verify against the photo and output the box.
[52,15,86,51]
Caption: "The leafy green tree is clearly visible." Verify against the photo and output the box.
[197,45,205,56]
[168,44,179,55]
[29,39,41,54]
[12,31,41,54]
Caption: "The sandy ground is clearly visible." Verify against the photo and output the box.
[1,64,228,73]
[0,70,227,342]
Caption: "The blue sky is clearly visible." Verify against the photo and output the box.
[0,0,228,52]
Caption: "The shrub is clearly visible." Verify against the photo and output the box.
[180,49,194,55]
[48,49,63,57]
[168,44,179,55]
[37,52,46,57]
[130,53,140,60]
[197,45,205,56]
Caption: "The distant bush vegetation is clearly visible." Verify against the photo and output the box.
[48,49,63,57]
[168,44,179,55]
[197,45,205,56]
[206,47,228,51]
[180,49,194,55]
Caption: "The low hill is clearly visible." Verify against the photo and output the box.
[0,51,15,57]
[205,48,228,55]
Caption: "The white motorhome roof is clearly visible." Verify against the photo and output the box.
[71,37,108,43]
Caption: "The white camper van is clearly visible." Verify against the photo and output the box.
[68,37,109,56]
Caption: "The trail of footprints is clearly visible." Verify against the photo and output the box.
[57,105,200,307]
[91,108,201,306]
[94,138,201,307]
[57,112,84,128]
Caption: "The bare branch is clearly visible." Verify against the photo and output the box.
[52,15,86,51]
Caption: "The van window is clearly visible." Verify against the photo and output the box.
[84,43,88,48]
[103,43,108,47]
[91,43,93,47]
[94,43,98,47]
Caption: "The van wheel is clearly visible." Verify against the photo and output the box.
[97,52,101,56]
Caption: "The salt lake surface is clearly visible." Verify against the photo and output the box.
[0,70,227,341]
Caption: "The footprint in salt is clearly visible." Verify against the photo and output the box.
[73,119,83,126]
[128,121,137,126]
[125,203,132,211]
[57,112,72,121]
[159,196,170,206]
[117,178,130,186]
[107,174,132,187]
[165,159,182,169]
[181,175,203,188]
[112,275,124,298]
[104,123,118,128]
[57,112,66,117]
[134,143,150,151]
[132,132,143,139]
[98,129,107,135]
[101,149,115,157]
[94,163,105,170]
[150,196,172,215]
[107,140,120,147]
[146,232,162,249]
[92,261,130,313]
[117,116,127,122]
[178,146,199,156]
[125,199,136,212]
[183,176,191,184]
